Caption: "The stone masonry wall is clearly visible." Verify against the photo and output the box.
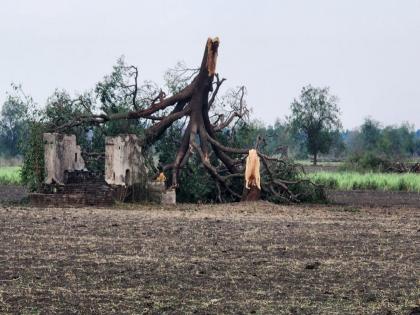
[105,134,147,187]
[44,133,85,185]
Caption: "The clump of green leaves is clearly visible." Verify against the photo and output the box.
[177,156,218,203]
[20,122,45,191]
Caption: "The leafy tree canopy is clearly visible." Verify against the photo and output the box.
[288,85,342,165]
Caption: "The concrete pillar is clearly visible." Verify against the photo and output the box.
[105,134,147,187]
[43,133,85,185]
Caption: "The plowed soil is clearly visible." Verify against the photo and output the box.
[0,202,419,314]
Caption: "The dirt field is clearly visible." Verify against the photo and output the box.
[0,185,28,203]
[0,202,419,314]
[327,190,420,208]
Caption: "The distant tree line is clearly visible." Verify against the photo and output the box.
[344,118,420,159]
[1,80,419,165]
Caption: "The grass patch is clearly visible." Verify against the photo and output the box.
[309,171,420,192]
[0,166,21,185]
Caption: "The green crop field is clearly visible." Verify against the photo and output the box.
[309,171,420,192]
[0,166,21,185]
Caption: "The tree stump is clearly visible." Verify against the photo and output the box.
[241,185,261,202]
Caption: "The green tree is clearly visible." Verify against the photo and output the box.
[0,86,31,156]
[379,123,416,158]
[288,85,342,165]
[20,121,45,191]
[360,118,381,152]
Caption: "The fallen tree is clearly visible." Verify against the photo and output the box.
[52,37,323,203]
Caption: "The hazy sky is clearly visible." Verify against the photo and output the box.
[1,0,419,129]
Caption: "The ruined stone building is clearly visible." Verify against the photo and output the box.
[31,132,175,206]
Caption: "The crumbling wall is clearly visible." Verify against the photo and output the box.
[39,132,167,206]
[147,182,176,205]
[44,133,85,184]
[105,134,147,187]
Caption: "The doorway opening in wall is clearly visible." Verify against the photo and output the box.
[125,169,131,186]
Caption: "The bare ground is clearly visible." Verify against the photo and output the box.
[0,202,419,314]
[0,185,28,203]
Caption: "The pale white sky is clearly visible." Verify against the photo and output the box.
[1,0,419,129]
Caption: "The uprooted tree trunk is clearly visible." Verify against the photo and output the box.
[55,37,319,202]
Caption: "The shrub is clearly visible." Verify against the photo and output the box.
[341,152,391,172]
[20,122,45,191]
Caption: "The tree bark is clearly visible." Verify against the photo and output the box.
[241,186,261,201]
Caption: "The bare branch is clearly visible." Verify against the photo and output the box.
[212,86,249,131]
[208,74,226,108]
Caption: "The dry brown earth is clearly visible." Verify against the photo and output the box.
[0,202,419,314]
